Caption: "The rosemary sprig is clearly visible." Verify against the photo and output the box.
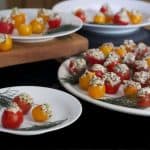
[101,96,139,108]
[16,119,67,131]
[45,24,78,35]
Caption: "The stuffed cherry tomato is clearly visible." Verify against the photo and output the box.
[79,70,95,90]
[32,104,52,122]
[104,72,121,94]
[93,12,106,24]
[137,87,150,108]
[0,17,14,34]
[99,42,114,57]
[12,93,33,114]
[74,9,86,22]
[123,40,136,52]
[129,10,142,24]
[18,24,32,36]
[11,8,26,28]
[133,71,150,87]
[113,9,130,25]
[88,76,105,99]
[104,52,120,72]
[68,58,86,75]
[123,80,141,98]
[1,103,23,129]
[30,17,45,34]
[133,60,149,72]
[114,46,127,58]
[84,48,105,65]
[0,34,12,52]
[48,13,61,29]
[90,64,106,78]
[113,63,130,82]
[123,52,136,66]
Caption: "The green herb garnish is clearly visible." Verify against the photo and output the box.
[101,96,139,108]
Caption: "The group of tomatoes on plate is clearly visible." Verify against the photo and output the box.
[0,8,62,52]
[1,92,52,129]
[68,40,150,108]
[74,3,143,25]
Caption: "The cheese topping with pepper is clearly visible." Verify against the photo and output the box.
[104,72,121,86]
[124,40,136,49]
[118,8,130,23]
[104,52,119,66]
[18,93,33,104]
[0,34,6,43]
[72,58,86,70]
[41,103,52,117]
[123,52,135,64]
[137,87,150,97]
[133,71,150,84]
[89,75,105,86]
[7,102,21,113]
[85,49,105,60]
[134,60,148,70]
[124,80,141,90]
[114,63,129,73]
[91,64,106,73]
[11,7,23,16]
[38,8,51,16]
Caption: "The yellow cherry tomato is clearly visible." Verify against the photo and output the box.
[88,84,105,99]
[12,13,26,28]
[79,71,95,90]
[18,24,32,36]
[30,18,45,34]
[0,35,12,52]
[105,15,113,24]
[93,13,106,24]
[129,12,142,24]
[145,57,150,67]
[124,86,138,98]
[99,43,113,57]
[115,46,127,58]
[32,104,51,122]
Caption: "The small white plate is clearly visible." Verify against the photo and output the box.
[58,58,150,116]
[0,9,82,43]
[53,0,150,35]
[0,86,82,135]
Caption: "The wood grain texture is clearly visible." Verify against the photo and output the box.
[0,34,88,68]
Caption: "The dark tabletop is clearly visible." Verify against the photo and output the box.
[0,28,150,149]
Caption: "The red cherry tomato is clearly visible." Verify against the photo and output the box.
[74,9,86,22]
[100,6,107,14]
[0,21,14,34]
[115,71,130,82]
[137,95,150,108]
[48,18,61,29]
[106,61,119,72]
[105,82,121,94]
[2,107,23,129]
[113,14,129,25]
[13,96,32,114]
[86,54,105,65]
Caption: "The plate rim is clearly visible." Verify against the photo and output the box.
[58,57,150,117]
[0,85,82,135]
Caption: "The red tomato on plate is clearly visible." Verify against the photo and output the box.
[74,9,86,22]
[2,103,23,129]
[113,14,129,25]
[48,18,61,29]
[0,21,14,34]
[105,82,121,94]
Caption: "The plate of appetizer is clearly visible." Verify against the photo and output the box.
[58,40,150,116]
[0,86,82,135]
[53,0,150,34]
[0,8,82,43]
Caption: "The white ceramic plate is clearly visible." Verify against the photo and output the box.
[0,86,82,135]
[0,9,82,43]
[53,0,150,34]
[58,58,150,116]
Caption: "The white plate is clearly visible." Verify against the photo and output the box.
[0,9,82,43]
[53,0,150,35]
[0,86,82,135]
[58,58,150,116]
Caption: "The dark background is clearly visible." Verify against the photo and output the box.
[0,28,150,149]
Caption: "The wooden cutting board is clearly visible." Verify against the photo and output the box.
[0,33,88,68]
